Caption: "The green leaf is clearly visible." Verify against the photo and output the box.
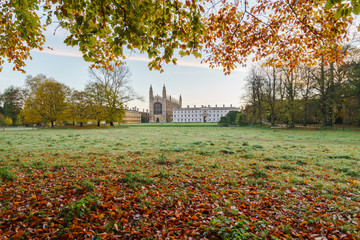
[325,0,334,9]
[353,4,360,14]
[334,9,342,19]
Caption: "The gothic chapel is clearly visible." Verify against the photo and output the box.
[149,85,182,122]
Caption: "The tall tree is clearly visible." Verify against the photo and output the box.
[23,76,69,127]
[262,66,278,126]
[281,67,301,128]
[0,86,24,125]
[85,83,107,127]
[245,68,265,124]
[67,90,93,127]
[298,66,315,126]
[0,113,5,126]
[88,65,142,126]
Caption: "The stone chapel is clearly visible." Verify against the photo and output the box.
[149,85,182,122]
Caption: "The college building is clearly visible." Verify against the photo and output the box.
[148,85,239,123]
[173,105,239,123]
[149,85,182,123]
[123,107,149,124]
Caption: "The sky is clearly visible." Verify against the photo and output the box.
[0,25,250,111]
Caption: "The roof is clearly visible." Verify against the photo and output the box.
[174,107,239,111]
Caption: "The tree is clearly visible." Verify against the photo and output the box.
[325,0,360,19]
[280,67,302,128]
[4,117,12,127]
[236,112,247,126]
[87,65,142,126]
[262,66,278,126]
[0,114,5,126]
[1,0,203,73]
[23,76,69,127]
[245,68,265,124]
[0,86,24,125]
[0,1,354,74]
[67,90,92,127]
[218,111,238,126]
[298,66,315,126]
[85,83,108,127]
[341,58,360,126]
[203,0,353,74]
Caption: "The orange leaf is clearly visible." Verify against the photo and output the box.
[191,214,199,221]
[300,221,307,227]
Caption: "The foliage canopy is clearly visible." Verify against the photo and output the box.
[0,0,356,74]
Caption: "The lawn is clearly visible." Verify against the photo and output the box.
[1,124,360,239]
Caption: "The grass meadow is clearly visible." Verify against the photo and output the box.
[1,124,360,239]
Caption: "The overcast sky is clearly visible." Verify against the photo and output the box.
[0,26,250,111]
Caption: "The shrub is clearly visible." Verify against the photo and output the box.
[236,112,248,126]
[218,111,239,126]
[4,117,12,126]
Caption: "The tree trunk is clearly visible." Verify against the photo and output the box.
[288,72,295,128]
[327,61,335,127]
[110,121,114,126]
[73,121,75,125]
[271,67,276,126]
[97,121,100,127]
[51,121,54,128]
[303,101,308,126]
[80,122,83,127]
[319,58,328,127]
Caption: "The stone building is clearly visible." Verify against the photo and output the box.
[123,109,142,124]
[173,105,239,123]
[123,108,149,124]
[149,85,182,122]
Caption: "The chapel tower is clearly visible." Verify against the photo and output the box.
[149,85,181,122]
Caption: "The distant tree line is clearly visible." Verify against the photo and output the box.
[0,66,141,127]
[241,45,360,127]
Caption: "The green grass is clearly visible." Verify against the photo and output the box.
[0,124,359,239]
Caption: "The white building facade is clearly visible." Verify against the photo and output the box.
[173,105,239,123]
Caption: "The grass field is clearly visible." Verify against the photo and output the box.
[1,124,360,239]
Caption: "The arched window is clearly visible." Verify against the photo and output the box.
[154,102,162,114]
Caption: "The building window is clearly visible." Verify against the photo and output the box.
[154,102,162,114]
